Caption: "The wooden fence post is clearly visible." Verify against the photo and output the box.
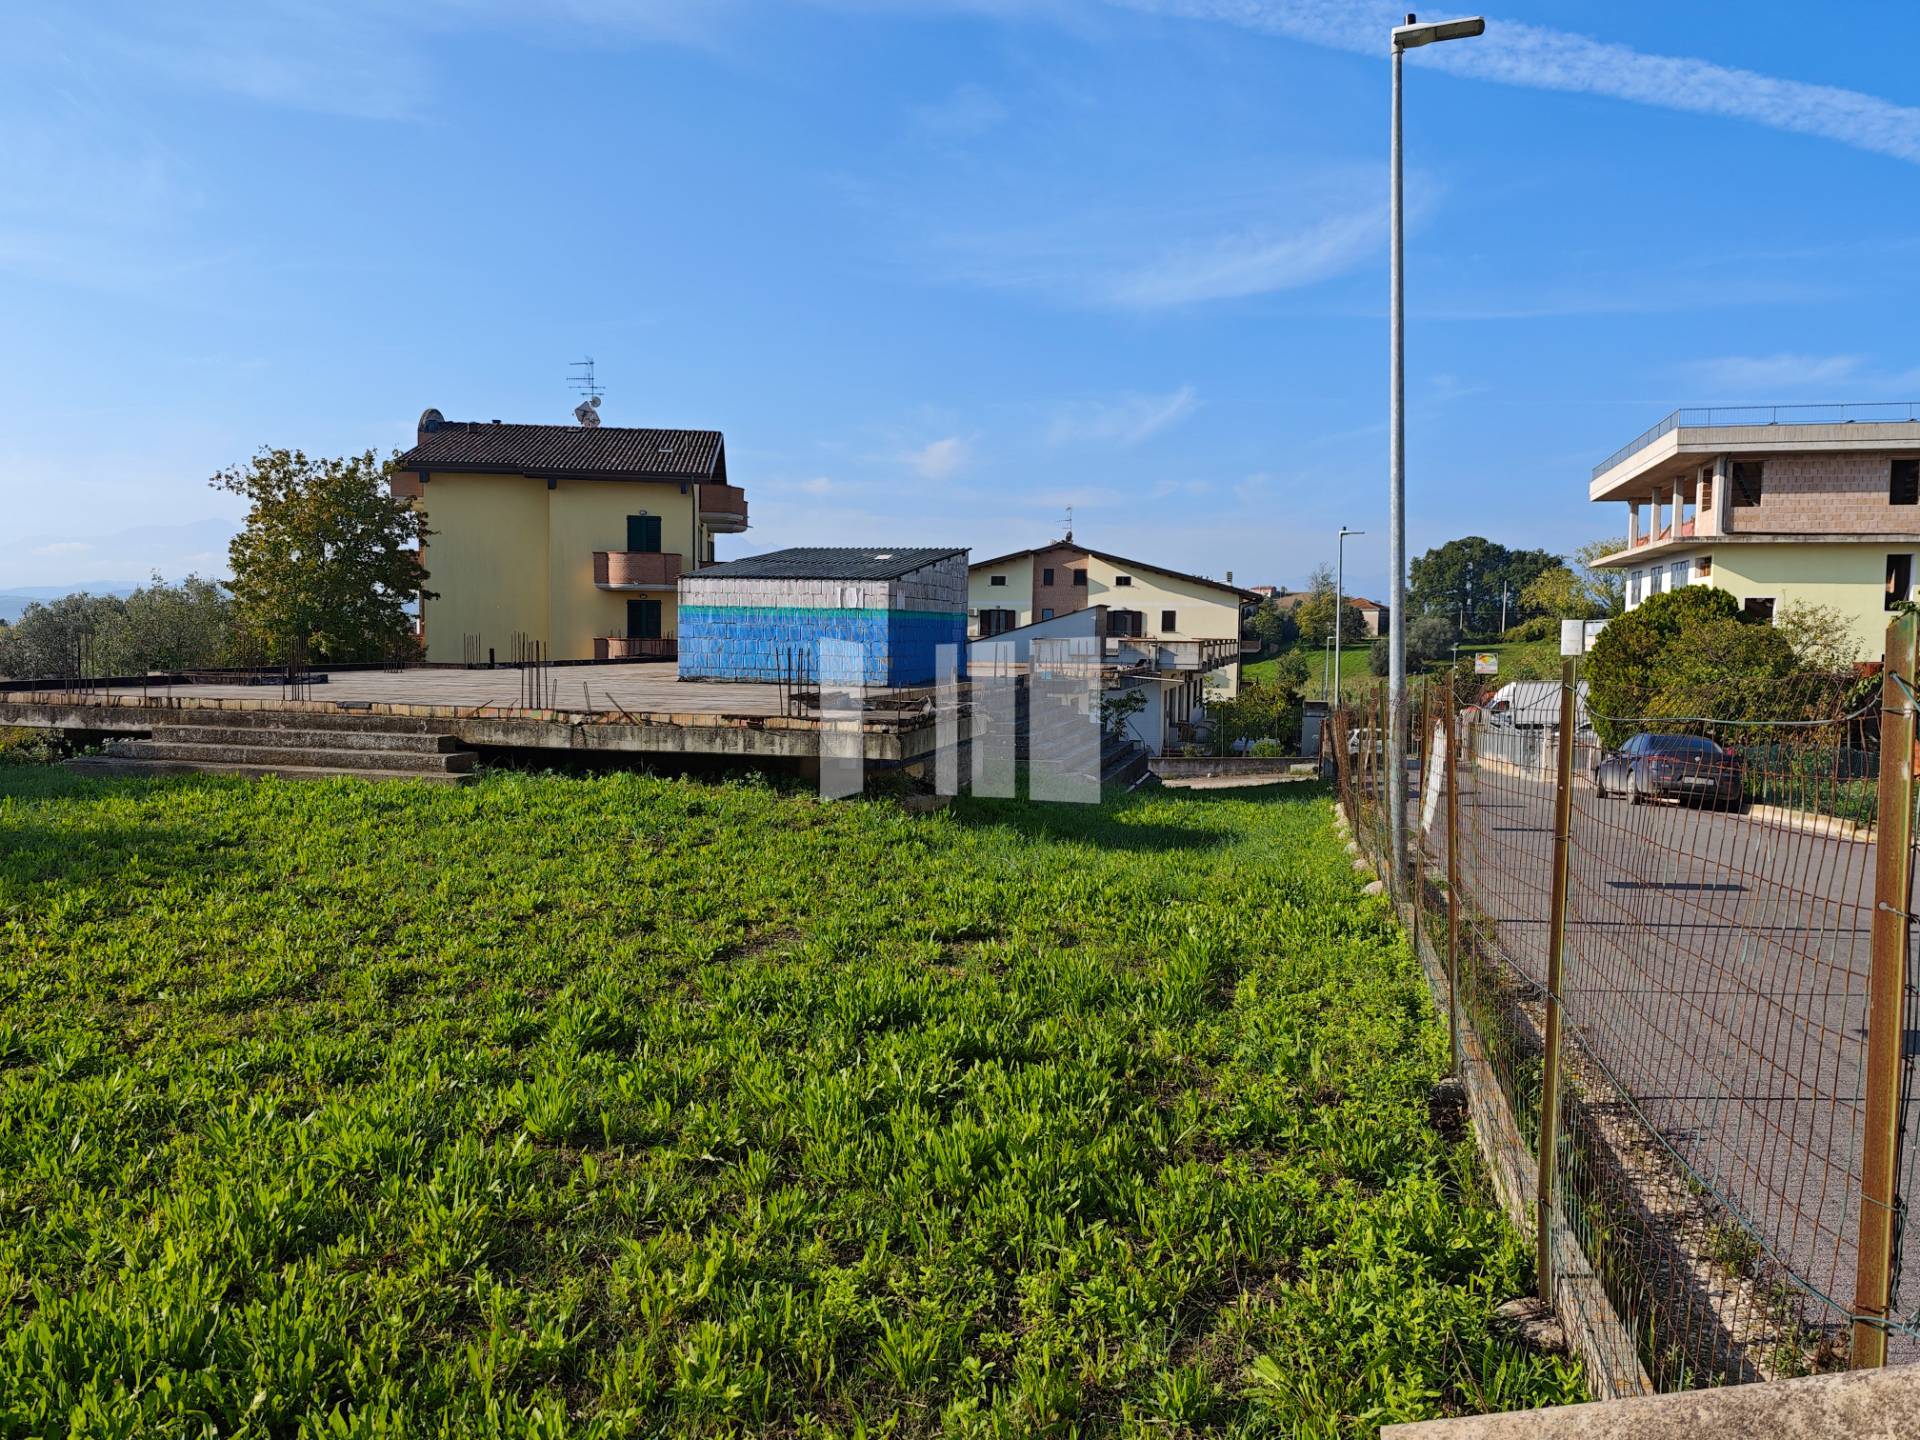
[1536,657,1576,1303]
[1852,608,1917,1367]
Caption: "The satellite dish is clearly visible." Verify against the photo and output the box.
[589,394,601,409]
[574,402,601,427]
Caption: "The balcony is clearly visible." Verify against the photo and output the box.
[593,636,677,661]
[699,484,749,532]
[1104,636,1239,673]
[593,551,683,591]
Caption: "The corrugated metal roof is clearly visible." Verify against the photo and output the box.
[693,547,967,581]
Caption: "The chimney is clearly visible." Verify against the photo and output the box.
[417,407,445,444]
[1226,570,1233,585]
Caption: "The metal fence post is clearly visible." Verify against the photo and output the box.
[1443,674,1461,1078]
[1536,656,1576,1303]
[1852,608,1917,1368]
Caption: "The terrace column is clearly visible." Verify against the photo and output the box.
[1629,500,1640,547]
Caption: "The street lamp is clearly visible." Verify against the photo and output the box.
[1388,10,1483,890]
[1334,526,1365,705]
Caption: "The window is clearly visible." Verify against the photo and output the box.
[1040,607,1054,621]
[1110,609,1144,637]
[627,514,662,553]
[1893,459,1920,506]
[1073,568,1088,587]
[978,608,1017,637]
[1670,559,1689,589]
[1115,575,1132,587]
[1731,461,1764,507]
[1743,597,1775,623]
[1888,554,1914,610]
[1697,555,1712,577]
[989,574,1007,587]
[1700,475,1713,510]
[1042,567,1054,587]
[1627,571,1641,605]
[1160,609,1177,632]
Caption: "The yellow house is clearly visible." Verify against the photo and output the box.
[391,409,747,663]
[968,538,1253,747]
[1588,405,1920,656]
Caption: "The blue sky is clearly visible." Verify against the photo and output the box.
[5,1,1918,602]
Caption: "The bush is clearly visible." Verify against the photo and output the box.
[1503,615,1559,643]
[1369,636,1390,676]
[1584,587,1840,745]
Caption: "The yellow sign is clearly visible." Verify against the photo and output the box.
[1473,652,1499,675]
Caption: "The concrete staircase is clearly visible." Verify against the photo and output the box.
[66,710,477,785]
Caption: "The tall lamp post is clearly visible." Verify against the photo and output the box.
[1334,525,1365,705]
[1389,11,1483,889]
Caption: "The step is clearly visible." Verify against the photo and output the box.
[140,708,448,735]
[150,724,460,754]
[114,740,475,774]
[64,756,473,786]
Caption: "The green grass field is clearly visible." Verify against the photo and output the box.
[0,766,1581,1436]
[1246,638,1564,701]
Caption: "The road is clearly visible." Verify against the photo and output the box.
[1440,752,1917,1358]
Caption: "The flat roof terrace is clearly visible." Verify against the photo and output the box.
[1590,403,1920,502]
[0,663,952,768]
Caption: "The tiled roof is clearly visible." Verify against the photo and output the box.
[695,547,967,581]
[398,418,725,480]
[968,540,1258,601]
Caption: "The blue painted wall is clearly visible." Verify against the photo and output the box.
[679,605,967,686]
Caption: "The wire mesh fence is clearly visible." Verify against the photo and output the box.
[1334,619,1919,1395]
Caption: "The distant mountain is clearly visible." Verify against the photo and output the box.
[0,582,139,625]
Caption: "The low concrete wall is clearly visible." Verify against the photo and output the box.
[1148,755,1310,780]
[1382,1362,1920,1438]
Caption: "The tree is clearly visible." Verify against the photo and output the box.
[1409,537,1559,633]
[115,574,237,672]
[1573,538,1627,617]
[0,593,128,679]
[212,449,431,663]
[1294,564,1368,647]
[1247,603,1298,653]
[1369,615,1455,676]
[1210,657,1307,751]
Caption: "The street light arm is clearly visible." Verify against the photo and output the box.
[1393,15,1485,48]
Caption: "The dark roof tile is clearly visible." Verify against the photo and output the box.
[398,419,725,480]
[693,547,967,582]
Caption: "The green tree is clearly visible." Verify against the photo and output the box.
[1573,538,1627,617]
[212,449,432,663]
[1247,602,1298,653]
[1583,587,1846,745]
[1368,615,1457,676]
[1409,537,1558,633]
[0,593,128,679]
[1294,564,1368,647]
[115,574,237,671]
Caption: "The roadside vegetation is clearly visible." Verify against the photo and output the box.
[0,767,1582,1436]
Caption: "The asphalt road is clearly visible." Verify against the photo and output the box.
[1441,754,1918,1356]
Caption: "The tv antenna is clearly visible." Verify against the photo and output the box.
[1063,505,1073,542]
[568,358,604,426]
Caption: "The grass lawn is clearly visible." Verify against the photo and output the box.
[0,766,1582,1437]
[1246,638,1565,702]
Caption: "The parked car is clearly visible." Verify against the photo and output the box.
[1592,733,1744,808]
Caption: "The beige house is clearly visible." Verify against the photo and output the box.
[1588,405,1920,656]
[390,410,748,663]
[967,537,1251,706]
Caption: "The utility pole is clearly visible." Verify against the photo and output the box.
[1335,526,1364,705]
[1389,10,1485,888]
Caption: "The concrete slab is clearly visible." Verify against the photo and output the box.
[1382,1363,1920,1439]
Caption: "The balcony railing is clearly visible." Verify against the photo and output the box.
[1594,401,1920,480]
[593,551,683,590]
[594,636,677,661]
[699,484,749,532]
[1104,636,1239,672]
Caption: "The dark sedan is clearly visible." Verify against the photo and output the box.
[1592,733,1744,808]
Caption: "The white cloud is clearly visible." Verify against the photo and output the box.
[1680,353,1864,394]
[31,541,93,557]
[1049,385,1199,446]
[1116,1,1920,166]
[797,475,836,494]
[906,436,970,480]
[1106,205,1382,307]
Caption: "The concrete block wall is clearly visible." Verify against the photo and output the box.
[678,554,969,686]
[1734,452,1918,532]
